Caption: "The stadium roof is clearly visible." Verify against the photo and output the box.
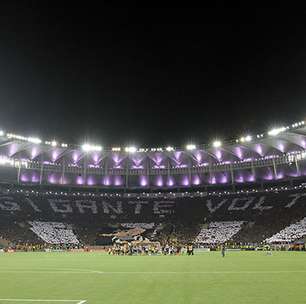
[0,120,305,166]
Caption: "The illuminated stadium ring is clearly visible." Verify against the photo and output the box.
[0,121,305,188]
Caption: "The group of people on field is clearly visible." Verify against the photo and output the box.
[108,243,196,256]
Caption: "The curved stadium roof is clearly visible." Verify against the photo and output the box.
[0,120,305,189]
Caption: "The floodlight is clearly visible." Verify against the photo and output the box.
[125,146,137,153]
[212,140,222,148]
[186,144,196,151]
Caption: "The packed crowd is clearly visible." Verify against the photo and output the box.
[265,217,306,243]
[1,186,306,249]
[195,221,244,244]
[29,221,80,244]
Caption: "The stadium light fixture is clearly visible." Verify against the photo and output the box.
[112,147,121,152]
[51,140,57,147]
[81,143,102,152]
[125,146,137,153]
[240,135,252,143]
[61,143,68,148]
[27,137,42,144]
[0,130,4,136]
[7,133,41,144]
[166,146,174,152]
[292,121,305,128]
[268,127,286,136]
[186,144,196,151]
[212,140,222,148]
[245,135,252,142]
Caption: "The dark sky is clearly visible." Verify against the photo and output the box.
[0,4,306,148]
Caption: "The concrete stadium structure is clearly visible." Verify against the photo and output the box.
[0,121,305,189]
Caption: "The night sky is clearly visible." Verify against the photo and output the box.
[0,4,306,148]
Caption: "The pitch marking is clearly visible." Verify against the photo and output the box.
[0,299,86,303]
[1,269,306,275]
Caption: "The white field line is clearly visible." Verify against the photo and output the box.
[0,300,82,302]
[1,269,306,275]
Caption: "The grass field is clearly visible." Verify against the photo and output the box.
[0,251,306,304]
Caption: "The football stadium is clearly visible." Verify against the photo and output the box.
[1,122,306,303]
[1,4,306,304]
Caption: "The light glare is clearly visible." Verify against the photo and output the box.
[186,144,196,151]
[213,140,222,148]
[125,146,137,153]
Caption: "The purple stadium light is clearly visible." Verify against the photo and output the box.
[76,175,84,185]
[72,151,80,163]
[155,176,163,187]
[167,176,175,187]
[92,153,100,164]
[264,170,274,180]
[31,147,38,159]
[103,176,111,186]
[31,173,39,183]
[20,174,29,182]
[247,174,255,182]
[9,144,18,157]
[234,147,243,159]
[255,144,263,156]
[210,176,216,184]
[131,155,144,167]
[192,175,201,185]
[173,152,183,165]
[215,150,222,161]
[52,150,59,162]
[236,174,244,183]
[151,153,164,166]
[220,174,228,184]
[194,151,202,164]
[114,176,123,186]
[182,175,190,186]
[112,153,123,165]
[87,176,96,186]
[48,174,57,184]
[140,175,148,187]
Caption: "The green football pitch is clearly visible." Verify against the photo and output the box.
[0,251,306,304]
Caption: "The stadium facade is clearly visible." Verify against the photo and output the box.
[0,121,305,190]
[1,120,306,248]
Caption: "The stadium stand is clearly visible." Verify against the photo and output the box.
[195,221,244,244]
[265,217,306,243]
[29,221,79,244]
[0,185,306,248]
